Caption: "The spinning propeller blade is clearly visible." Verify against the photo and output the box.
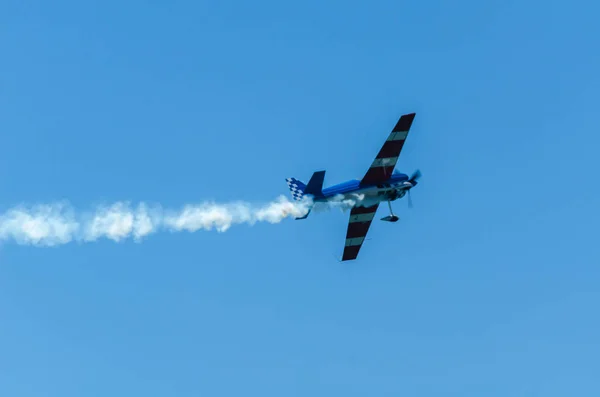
[408,169,422,183]
[406,169,421,208]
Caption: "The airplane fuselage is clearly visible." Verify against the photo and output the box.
[313,172,414,205]
[284,111,420,260]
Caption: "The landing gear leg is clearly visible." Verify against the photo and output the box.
[381,201,400,222]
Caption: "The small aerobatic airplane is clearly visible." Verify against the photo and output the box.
[285,112,421,261]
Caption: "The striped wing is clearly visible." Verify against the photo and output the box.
[341,204,379,261]
[360,113,416,185]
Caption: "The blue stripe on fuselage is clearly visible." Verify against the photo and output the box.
[320,173,409,199]
[322,179,361,196]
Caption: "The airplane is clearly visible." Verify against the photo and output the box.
[285,112,421,261]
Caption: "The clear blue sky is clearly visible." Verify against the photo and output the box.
[1,0,599,395]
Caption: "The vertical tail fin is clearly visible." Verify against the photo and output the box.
[304,170,325,197]
[285,170,325,220]
[285,170,326,201]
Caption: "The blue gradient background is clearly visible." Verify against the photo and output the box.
[1,1,599,396]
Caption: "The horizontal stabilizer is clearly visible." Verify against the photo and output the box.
[285,177,306,201]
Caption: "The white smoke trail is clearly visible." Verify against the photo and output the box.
[0,195,313,247]
[311,193,379,212]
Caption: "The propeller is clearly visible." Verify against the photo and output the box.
[406,169,421,209]
[408,169,421,184]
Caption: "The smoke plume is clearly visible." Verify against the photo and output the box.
[0,195,315,247]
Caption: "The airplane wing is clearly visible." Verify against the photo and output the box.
[360,113,416,185]
[341,203,380,261]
